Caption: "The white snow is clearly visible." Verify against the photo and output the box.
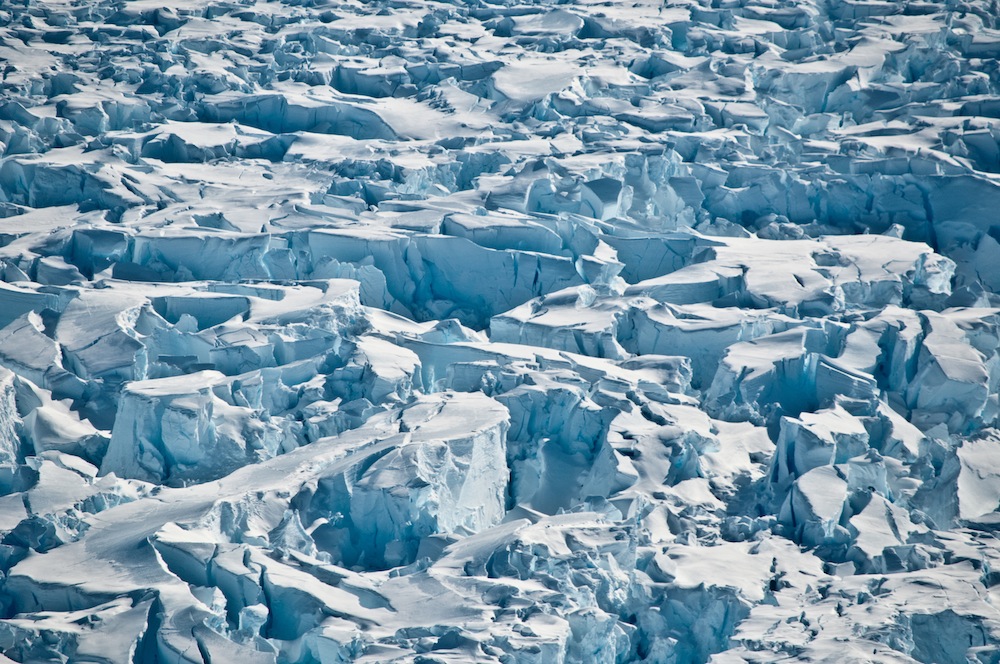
[0,0,1000,661]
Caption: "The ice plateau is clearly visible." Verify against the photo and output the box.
[2,0,1000,662]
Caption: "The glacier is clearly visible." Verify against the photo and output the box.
[1,0,1000,661]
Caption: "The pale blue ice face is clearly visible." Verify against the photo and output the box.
[0,0,999,661]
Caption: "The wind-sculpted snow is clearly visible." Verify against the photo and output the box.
[3,0,1000,661]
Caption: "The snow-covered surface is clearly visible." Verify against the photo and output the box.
[1,0,1000,661]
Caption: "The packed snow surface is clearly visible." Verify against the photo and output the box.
[3,0,1000,661]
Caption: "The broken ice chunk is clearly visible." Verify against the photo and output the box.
[780,465,850,549]
[706,326,878,424]
[327,336,422,404]
[0,312,86,400]
[0,282,60,330]
[897,312,998,433]
[956,431,1000,521]
[56,291,148,383]
[0,368,21,467]
[772,406,870,485]
[311,392,509,568]
[100,371,287,485]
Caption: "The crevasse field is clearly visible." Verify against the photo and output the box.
[1,0,1000,661]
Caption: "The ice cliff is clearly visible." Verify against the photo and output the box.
[1,0,1000,662]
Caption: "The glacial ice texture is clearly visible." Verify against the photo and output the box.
[2,0,1000,662]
